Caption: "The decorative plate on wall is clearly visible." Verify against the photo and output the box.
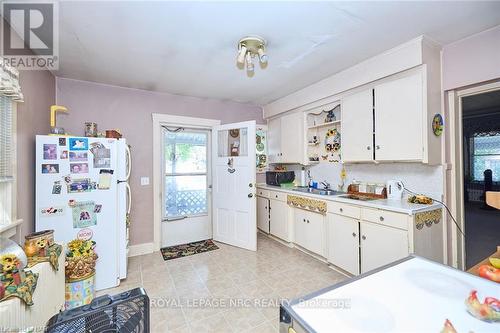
[229,129,240,138]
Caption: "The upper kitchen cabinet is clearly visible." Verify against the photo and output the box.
[341,66,441,164]
[267,111,305,164]
[341,89,374,162]
[374,71,423,162]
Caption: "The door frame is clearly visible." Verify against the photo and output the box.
[152,114,220,251]
[445,80,500,269]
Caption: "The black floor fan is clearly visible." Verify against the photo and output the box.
[46,288,150,333]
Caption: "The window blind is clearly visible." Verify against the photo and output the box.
[0,95,13,181]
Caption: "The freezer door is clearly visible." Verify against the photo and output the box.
[35,135,121,290]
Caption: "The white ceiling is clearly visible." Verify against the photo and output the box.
[53,1,500,105]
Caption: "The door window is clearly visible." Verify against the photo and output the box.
[163,129,208,219]
[217,128,248,157]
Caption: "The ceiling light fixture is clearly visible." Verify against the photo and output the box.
[236,36,267,75]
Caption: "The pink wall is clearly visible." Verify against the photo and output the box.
[17,71,56,238]
[55,77,263,245]
[442,25,500,90]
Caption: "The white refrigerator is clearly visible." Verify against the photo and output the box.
[35,135,131,291]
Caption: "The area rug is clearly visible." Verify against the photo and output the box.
[160,239,219,261]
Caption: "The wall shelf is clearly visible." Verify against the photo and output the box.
[307,120,341,129]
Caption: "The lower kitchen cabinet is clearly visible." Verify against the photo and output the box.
[269,198,290,241]
[294,208,325,257]
[327,213,360,275]
[360,221,409,274]
[257,196,270,233]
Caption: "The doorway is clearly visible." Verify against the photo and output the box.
[446,82,500,269]
[161,127,212,247]
[461,90,500,269]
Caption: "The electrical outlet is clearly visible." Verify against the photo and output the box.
[140,177,150,186]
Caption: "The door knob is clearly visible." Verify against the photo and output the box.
[249,183,253,187]
[248,193,253,198]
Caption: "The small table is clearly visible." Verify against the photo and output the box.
[467,246,500,277]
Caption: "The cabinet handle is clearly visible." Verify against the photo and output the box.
[367,146,371,150]
[339,208,343,212]
[248,193,253,198]
[352,232,357,237]
[379,216,384,221]
[303,218,306,222]
[361,235,366,240]
[307,220,310,224]
[264,206,267,209]
[275,195,278,198]
[376,145,380,150]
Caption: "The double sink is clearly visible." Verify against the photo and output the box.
[293,187,345,196]
[292,187,379,201]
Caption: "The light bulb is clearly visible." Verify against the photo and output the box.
[246,52,254,72]
[258,48,268,64]
[236,45,247,65]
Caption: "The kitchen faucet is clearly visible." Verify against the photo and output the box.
[321,180,331,190]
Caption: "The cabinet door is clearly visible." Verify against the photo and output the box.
[304,211,325,256]
[293,209,307,248]
[374,72,423,161]
[360,221,409,274]
[267,117,281,163]
[280,112,304,164]
[257,197,269,233]
[327,214,360,275]
[341,89,374,162]
[269,199,289,241]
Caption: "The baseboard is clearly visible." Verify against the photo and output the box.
[128,242,154,257]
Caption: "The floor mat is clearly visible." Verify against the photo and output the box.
[160,239,219,261]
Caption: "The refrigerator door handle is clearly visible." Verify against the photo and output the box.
[126,182,131,215]
[125,144,131,181]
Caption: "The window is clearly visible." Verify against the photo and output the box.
[163,129,209,219]
[0,95,16,225]
[471,134,500,181]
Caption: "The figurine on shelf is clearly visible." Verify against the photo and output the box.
[325,110,336,123]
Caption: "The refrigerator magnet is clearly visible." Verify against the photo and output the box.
[52,182,62,194]
[77,228,93,241]
[60,150,68,159]
[89,142,105,155]
[69,138,88,151]
[67,178,92,193]
[59,138,66,146]
[98,169,113,190]
[43,144,58,160]
[68,199,76,207]
[42,164,59,174]
[40,206,65,217]
[93,148,111,168]
[70,163,89,174]
[72,201,97,228]
[69,151,88,162]
[94,204,102,213]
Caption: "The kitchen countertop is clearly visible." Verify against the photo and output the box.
[257,184,442,215]
[283,256,499,333]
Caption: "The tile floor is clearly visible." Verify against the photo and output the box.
[98,234,346,332]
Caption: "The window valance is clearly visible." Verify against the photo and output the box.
[0,59,23,102]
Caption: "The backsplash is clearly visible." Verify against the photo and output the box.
[281,163,444,200]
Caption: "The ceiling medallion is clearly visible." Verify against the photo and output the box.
[236,36,268,76]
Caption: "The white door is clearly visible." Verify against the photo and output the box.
[257,196,269,233]
[212,121,257,251]
[374,72,423,161]
[341,89,374,162]
[161,128,211,247]
[327,213,360,275]
[360,221,409,273]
